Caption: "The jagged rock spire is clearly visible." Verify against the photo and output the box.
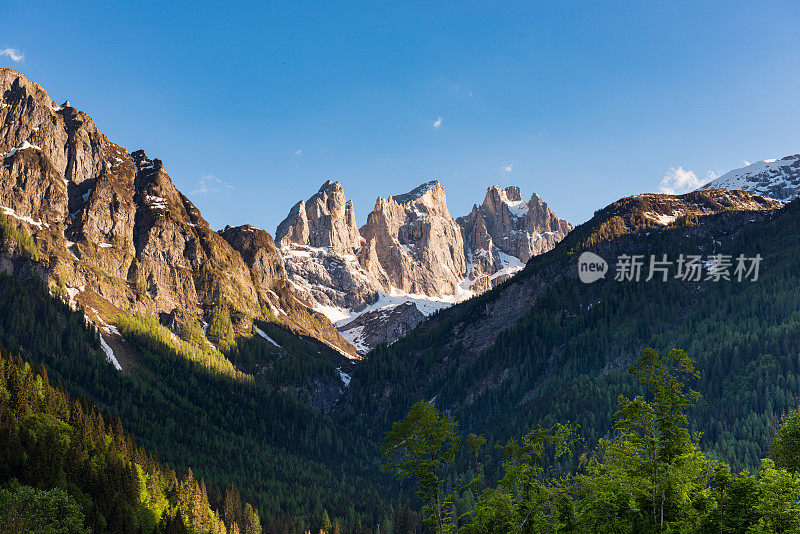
[275,180,362,254]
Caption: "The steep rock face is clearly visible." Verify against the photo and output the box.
[359,181,467,297]
[277,180,571,353]
[282,246,380,310]
[276,182,380,311]
[276,180,361,254]
[219,224,284,292]
[339,302,425,352]
[699,155,800,200]
[1,68,140,304]
[0,69,357,358]
[341,189,791,423]
[458,186,572,292]
[219,224,352,352]
[458,205,503,294]
[129,149,263,316]
[276,180,472,353]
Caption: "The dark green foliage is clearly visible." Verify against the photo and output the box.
[0,482,88,534]
[179,318,204,347]
[381,401,461,533]
[0,348,259,533]
[0,273,399,532]
[232,321,340,388]
[390,349,800,532]
[350,200,800,479]
[207,304,235,353]
[770,404,800,473]
[117,313,250,382]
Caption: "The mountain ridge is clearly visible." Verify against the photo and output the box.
[277,179,573,352]
[699,154,800,200]
[0,68,358,362]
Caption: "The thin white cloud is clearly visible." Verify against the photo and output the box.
[659,166,715,195]
[191,174,233,195]
[453,84,473,97]
[432,117,443,129]
[502,163,513,173]
[0,48,24,63]
[294,149,302,155]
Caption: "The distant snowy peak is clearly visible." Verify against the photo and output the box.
[699,154,800,201]
[457,185,572,293]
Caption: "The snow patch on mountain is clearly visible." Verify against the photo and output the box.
[319,286,470,328]
[1,206,48,228]
[99,334,122,371]
[337,367,351,387]
[255,326,281,348]
[643,210,682,226]
[341,325,368,353]
[700,155,800,200]
[497,188,530,218]
[277,180,570,354]
[2,140,41,158]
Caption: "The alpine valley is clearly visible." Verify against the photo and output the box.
[4,69,800,533]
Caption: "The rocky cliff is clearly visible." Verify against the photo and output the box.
[358,181,468,297]
[458,186,573,292]
[276,180,573,352]
[0,68,356,361]
[0,68,573,359]
[276,180,362,254]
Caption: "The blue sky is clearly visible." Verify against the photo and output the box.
[3,1,800,232]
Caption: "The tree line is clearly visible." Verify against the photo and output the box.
[383,348,800,533]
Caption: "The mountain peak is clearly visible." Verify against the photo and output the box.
[318,179,343,192]
[276,179,361,253]
[459,185,572,288]
[485,185,529,218]
[489,185,522,203]
[391,180,440,205]
[699,153,800,200]
[0,70,356,358]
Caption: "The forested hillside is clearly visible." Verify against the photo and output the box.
[0,267,406,532]
[346,198,800,477]
[0,346,263,532]
[2,193,799,532]
[379,348,800,533]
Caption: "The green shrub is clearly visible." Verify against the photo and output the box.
[0,214,39,261]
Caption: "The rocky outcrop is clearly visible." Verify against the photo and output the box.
[219,224,284,293]
[276,180,572,353]
[339,302,426,352]
[276,180,362,254]
[458,205,504,294]
[128,149,265,317]
[276,182,380,311]
[276,180,472,311]
[219,224,351,352]
[458,186,572,292]
[0,68,357,358]
[358,181,467,297]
